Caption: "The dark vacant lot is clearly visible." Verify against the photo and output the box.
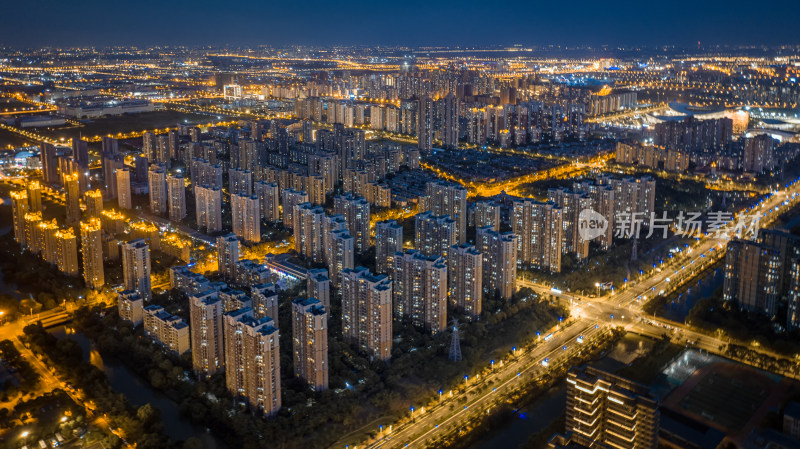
[34,110,230,141]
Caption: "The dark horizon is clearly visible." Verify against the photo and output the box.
[1,0,799,49]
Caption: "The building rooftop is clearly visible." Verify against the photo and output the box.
[784,401,800,421]
[659,406,726,449]
[225,306,253,320]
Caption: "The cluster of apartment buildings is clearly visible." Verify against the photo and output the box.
[119,234,330,416]
[629,116,800,175]
[723,229,800,328]
[511,175,656,272]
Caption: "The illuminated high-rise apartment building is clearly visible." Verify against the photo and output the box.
[118,290,143,327]
[307,268,330,310]
[375,219,404,275]
[39,219,60,264]
[512,199,563,273]
[422,181,468,244]
[329,229,354,287]
[417,95,433,151]
[447,244,482,319]
[476,227,518,300]
[26,181,42,213]
[231,193,260,244]
[573,180,615,250]
[24,212,42,252]
[548,187,592,260]
[251,283,279,323]
[334,194,370,253]
[294,203,327,261]
[341,266,393,361]
[143,305,190,354]
[229,168,252,196]
[415,211,456,259]
[148,163,168,216]
[564,366,658,449]
[473,200,500,231]
[443,92,459,150]
[116,168,132,210]
[83,189,104,217]
[63,173,81,225]
[223,307,281,415]
[10,190,28,246]
[80,218,104,289]
[292,297,329,391]
[121,239,151,301]
[55,228,79,276]
[190,291,224,377]
[392,250,447,334]
[217,233,240,280]
[282,188,309,229]
[196,185,223,232]
[255,181,280,222]
[167,173,186,222]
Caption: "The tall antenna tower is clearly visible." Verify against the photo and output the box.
[449,319,462,362]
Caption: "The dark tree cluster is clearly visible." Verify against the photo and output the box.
[21,322,173,449]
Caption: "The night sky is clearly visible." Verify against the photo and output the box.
[1,0,798,48]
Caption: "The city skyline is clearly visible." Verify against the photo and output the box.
[1,1,800,48]
[1,21,800,449]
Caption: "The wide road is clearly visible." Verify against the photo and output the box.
[352,179,800,449]
[613,182,800,311]
[517,177,800,372]
[362,319,607,449]
[524,178,800,318]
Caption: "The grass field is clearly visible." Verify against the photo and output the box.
[0,98,41,112]
[33,110,231,141]
[0,128,39,150]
